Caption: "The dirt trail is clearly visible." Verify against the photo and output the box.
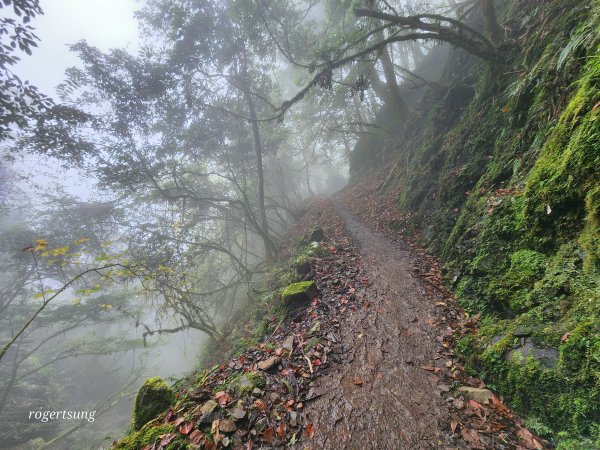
[301,206,453,449]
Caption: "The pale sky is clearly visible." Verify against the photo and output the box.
[14,0,142,99]
[9,0,143,199]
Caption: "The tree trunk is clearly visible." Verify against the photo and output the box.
[481,0,502,44]
[243,81,275,264]
[367,0,407,113]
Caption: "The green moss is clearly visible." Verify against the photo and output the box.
[579,186,600,272]
[371,1,600,445]
[131,377,174,431]
[281,281,316,299]
[218,371,266,397]
[114,424,183,450]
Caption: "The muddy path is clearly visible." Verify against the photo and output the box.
[300,205,455,449]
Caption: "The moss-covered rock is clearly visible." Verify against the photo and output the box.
[281,281,318,308]
[131,377,174,431]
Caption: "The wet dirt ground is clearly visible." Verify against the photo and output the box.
[300,206,454,449]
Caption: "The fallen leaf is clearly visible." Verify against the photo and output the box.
[214,391,230,406]
[420,365,440,373]
[262,427,275,444]
[276,422,286,439]
[253,399,268,412]
[189,430,204,445]
[560,332,571,343]
[517,428,543,449]
[461,428,481,446]
[451,420,459,433]
[159,433,176,446]
[352,378,364,386]
[179,420,194,435]
[173,416,185,427]
[305,423,316,439]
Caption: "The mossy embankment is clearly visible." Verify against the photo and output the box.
[112,206,333,449]
[350,0,599,447]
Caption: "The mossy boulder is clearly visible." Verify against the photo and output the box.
[281,281,318,309]
[131,377,174,431]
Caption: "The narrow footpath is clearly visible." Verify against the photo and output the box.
[297,203,546,450]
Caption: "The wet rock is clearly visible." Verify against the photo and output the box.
[252,388,264,397]
[198,411,218,425]
[232,407,246,420]
[506,338,559,369]
[258,356,281,371]
[201,400,218,415]
[220,419,237,433]
[296,260,313,279]
[455,387,494,403]
[282,335,295,352]
[310,227,325,242]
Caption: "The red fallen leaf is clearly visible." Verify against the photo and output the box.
[489,395,511,417]
[262,427,275,444]
[305,423,316,438]
[352,378,363,386]
[214,391,230,406]
[313,358,322,366]
[159,432,177,446]
[189,429,204,445]
[253,399,268,412]
[179,420,194,435]
[517,428,543,449]
[276,422,286,439]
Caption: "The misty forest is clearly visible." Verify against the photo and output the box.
[0,0,599,449]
